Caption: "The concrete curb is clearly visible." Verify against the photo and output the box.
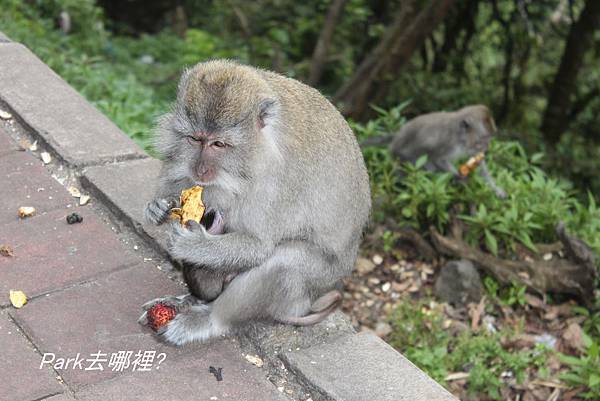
[0,33,458,401]
[0,41,146,168]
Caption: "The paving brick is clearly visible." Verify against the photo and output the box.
[0,126,20,156]
[8,265,187,390]
[0,150,75,225]
[0,43,146,167]
[0,208,139,304]
[81,158,170,252]
[282,331,457,401]
[75,340,288,401]
[0,312,63,400]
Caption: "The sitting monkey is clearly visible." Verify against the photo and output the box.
[140,60,371,345]
[363,105,507,199]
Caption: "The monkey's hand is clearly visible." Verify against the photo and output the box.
[169,220,211,262]
[145,197,178,225]
[169,221,270,270]
[495,189,508,200]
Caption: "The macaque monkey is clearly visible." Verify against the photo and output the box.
[363,105,507,199]
[140,60,371,345]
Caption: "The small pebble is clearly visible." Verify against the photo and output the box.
[41,152,51,164]
[0,109,12,120]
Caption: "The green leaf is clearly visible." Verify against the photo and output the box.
[589,374,600,388]
[485,229,498,255]
[415,155,428,169]
[558,354,584,366]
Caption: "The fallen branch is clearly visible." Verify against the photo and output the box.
[385,219,437,260]
[430,221,597,304]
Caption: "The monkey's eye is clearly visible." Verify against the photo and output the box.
[185,135,202,144]
[212,141,226,148]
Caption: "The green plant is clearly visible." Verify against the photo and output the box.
[387,300,450,382]
[382,230,399,253]
[387,299,549,399]
[449,333,548,400]
[353,106,600,266]
[559,333,600,399]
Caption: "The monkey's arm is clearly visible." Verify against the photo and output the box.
[435,159,461,178]
[478,160,507,199]
[169,222,271,271]
[145,163,193,225]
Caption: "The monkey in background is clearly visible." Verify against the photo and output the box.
[140,60,371,346]
[362,105,507,199]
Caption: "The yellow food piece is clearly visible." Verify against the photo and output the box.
[17,206,36,218]
[9,290,27,308]
[459,152,485,177]
[170,186,206,225]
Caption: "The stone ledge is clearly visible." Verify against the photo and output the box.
[0,31,10,43]
[80,158,170,255]
[0,43,146,167]
[281,331,457,401]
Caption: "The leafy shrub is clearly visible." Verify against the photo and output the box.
[387,300,548,400]
[559,333,600,400]
[354,107,600,263]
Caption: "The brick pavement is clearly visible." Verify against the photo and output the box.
[0,127,287,401]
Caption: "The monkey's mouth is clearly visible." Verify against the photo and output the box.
[201,208,225,235]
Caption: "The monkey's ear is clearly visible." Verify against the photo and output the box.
[258,98,279,129]
[460,119,471,132]
[176,68,193,103]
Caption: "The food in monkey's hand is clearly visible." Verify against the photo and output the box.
[459,152,485,177]
[146,303,177,331]
[170,186,205,226]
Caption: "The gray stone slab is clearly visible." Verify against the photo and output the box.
[0,208,139,305]
[75,339,289,401]
[81,158,170,253]
[0,312,63,400]
[0,43,146,167]
[9,265,185,390]
[0,31,10,43]
[0,150,75,225]
[282,331,457,401]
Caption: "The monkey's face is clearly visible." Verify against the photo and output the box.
[462,119,495,154]
[167,64,279,191]
[172,110,258,190]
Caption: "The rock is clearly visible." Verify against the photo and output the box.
[372,254,384,265]
[355,257,376,274]
[374,321,392,337]
[434,259,483,306]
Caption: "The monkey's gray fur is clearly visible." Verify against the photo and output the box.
[140,60,371,345]
[363,105,507,199]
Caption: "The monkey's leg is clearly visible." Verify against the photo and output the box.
[137,293,200,325]
[181,262,226,302]
[157,243,339,345]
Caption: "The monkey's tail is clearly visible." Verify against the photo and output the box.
[278,290,342,326]
[360,135,395,148]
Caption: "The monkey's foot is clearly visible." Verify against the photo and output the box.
[138,293,200,326]
[156,303,225,346]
